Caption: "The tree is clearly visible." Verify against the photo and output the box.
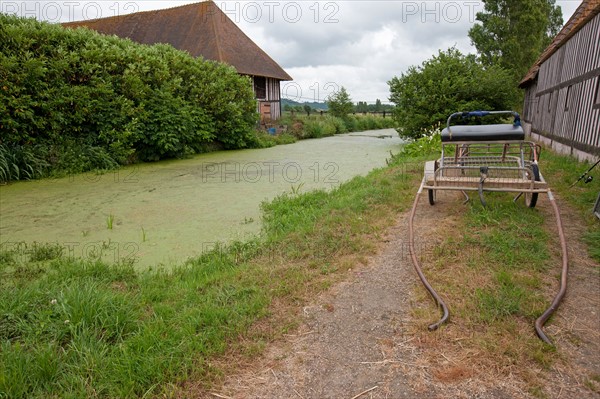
[374,99,382,112]
[327,87,354,118]
[468,0,563,82]
[355,101,368,113]
[303,104,312,116]
[388,47,517,139]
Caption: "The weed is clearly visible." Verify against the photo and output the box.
[141,227,147,242]
[290,182,305,195]
[29,243,64,262]
[584,374,600,393]
[106,214,114,230]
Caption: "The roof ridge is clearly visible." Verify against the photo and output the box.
[206,2,224,62]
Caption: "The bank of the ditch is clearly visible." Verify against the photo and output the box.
[1,140,598,398]
[0,150,423,398]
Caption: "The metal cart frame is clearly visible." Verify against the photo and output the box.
[422,110,548,207]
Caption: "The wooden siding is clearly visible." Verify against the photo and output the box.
[254,77,282,121]
[523,12,600,156]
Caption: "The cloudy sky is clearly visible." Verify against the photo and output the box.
[2,1,581,104]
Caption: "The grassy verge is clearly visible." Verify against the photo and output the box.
[0,152,422,398]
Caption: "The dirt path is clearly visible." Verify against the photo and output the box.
[205,192,599,399]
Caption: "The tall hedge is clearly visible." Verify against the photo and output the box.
[0,15,258,178]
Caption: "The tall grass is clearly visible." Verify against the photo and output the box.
[0,144,48,183]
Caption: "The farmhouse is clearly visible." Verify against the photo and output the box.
[519,0,600,161]
[62,1,292,122]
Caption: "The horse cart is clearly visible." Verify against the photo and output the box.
[409,111,568,345]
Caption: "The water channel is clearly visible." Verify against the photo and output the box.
[0,129,404,268]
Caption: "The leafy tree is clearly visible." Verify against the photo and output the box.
[326,87,353,118]
[388,47,517,139]
[374,99,382,112]
[303,104,312,116]
[468,0,563,82]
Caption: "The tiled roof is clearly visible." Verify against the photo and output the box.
[519,0,600,87]
[62,1,292,81]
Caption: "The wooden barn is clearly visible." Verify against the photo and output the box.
[62,1,292,122]
[519,0,600,161]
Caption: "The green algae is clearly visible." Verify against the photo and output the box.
[0,130,403,268]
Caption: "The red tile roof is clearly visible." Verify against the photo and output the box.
[519,0,600,87]
[62,1,292,81]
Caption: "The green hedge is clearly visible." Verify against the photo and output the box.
[0,15,258,180]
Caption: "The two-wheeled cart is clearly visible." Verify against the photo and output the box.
[423,111,547,207]
[409,111,569,345]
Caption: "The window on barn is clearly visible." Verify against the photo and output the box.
[254,76,267,100]
[594,79,600,108]
[548,92,553,113]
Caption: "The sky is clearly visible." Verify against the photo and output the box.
[1,0,582,104]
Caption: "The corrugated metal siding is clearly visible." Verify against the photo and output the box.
[522,12,600,156]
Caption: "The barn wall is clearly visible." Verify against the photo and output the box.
[522,12,600,160]
[253,76,283,121]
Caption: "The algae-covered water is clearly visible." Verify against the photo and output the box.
[0,129,403,268]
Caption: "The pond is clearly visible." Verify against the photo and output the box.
[0,129,403,268]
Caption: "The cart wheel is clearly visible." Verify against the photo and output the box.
[525,164,540,208]
[428,160,439,205]
[428,189,436,205]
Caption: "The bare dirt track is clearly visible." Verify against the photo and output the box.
[202,191,600,399]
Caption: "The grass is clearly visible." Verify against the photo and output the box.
[538,150,600,262]
[1,140,597,398]
[0,155,423,398]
